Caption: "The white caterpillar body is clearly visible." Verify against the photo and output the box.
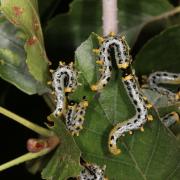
[108,67,152,155]
[52,62,78,117]
[79,163,107,180]
[92,33,153,155]
[91,35,131,91]
[161,112,179,128]
[148,71,180,101]
[65,98,88,136]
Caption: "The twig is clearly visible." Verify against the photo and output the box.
[0,149,50,172]
[0,106,54,137]
[102,0,118,36]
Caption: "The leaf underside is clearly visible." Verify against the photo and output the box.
[0,19,48,94]
[0,0,50,94]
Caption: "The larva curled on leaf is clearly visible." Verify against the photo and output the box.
[50,62,78,117]
[147,71,180,102]
[108,66,153,155]
[91,32,132,91]
[92,33,153,155]
[78,162,108,180]
[65,97,89,136]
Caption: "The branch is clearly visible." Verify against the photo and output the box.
[0,106,54,137]
[102,0,118,36]
[0,149,50,172]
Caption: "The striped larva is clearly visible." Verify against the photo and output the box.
[65,97,88,136]
[148,71,180,102]
[50,62,78,117]
[160,112,179,128]
[91,32,131,91]
[108,66,153,155]
[79,163,107,180]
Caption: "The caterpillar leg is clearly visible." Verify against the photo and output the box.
[142,96,153,109]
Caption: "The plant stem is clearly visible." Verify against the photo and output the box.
[0,149,50,172]
[0,106,53,137]
[102,0,118,36]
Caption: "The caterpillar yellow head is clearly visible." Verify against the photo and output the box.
[108,141,121,155]
[108,129,121,155]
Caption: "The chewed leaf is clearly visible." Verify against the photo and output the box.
[1,0,50,84]
[71,33,180,179]
[41,115,82,180]
[0,19,49,94]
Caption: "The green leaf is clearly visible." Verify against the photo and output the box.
[133,25,180,136]
[134,25,180,75]
[41,116,82,180]
[1,0,50,83]
[44,0,173,58]
[70,34,180,179]
[0,19,49,94]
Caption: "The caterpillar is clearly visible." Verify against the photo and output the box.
[79,163,107,180]
[91,33,153,155]
[161,112,179,128]
[91,32,131,91]
[65,97,89,136]
[108,67,153,155]
[50,62,78,117]
[148,71,180,102]
[146,71,180,128]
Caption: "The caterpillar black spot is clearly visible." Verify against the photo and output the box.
[148,71,180,102]
[91,33,131,91]
[79,162,107,180]
[65,97,88,136]
[51,62,78,117]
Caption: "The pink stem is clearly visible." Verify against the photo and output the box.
[102,0,118,36]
